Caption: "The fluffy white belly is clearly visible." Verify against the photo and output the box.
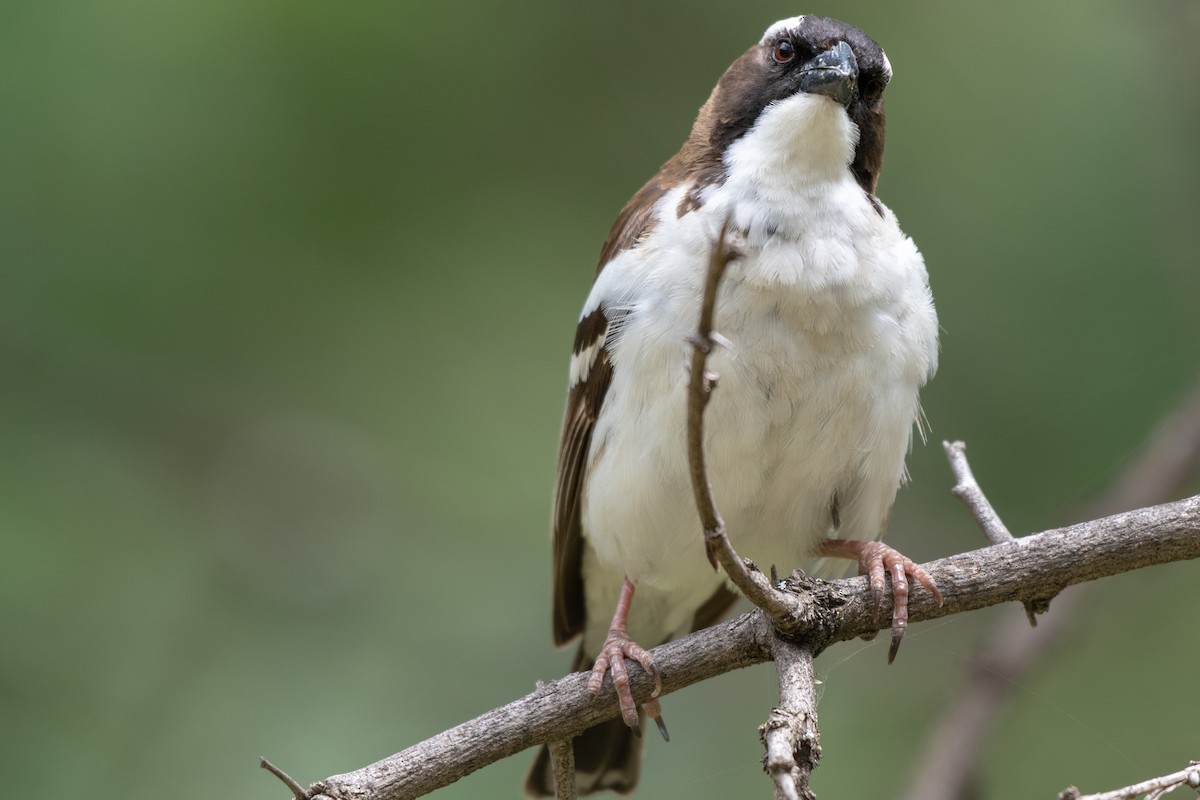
[580,191,936,601]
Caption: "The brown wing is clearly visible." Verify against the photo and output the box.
[549,140,715,647]
[552,307,615,644]
[550,166,689,646]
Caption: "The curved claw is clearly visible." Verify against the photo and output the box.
[644,697,670,742]
[864,542,941,663]
[819,538,943,663]
[645,657,663,698]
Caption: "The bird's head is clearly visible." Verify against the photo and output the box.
[690,15,893,194]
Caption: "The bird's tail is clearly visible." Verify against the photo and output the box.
[524,648,641,797]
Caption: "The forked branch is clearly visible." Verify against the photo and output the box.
[264,227,1200,800]
[286,496,1200,800]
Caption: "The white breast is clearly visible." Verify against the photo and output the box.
[576,92,938,649]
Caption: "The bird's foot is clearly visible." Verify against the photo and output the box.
[820,539,943,662]
[857,541,942,662]
[588,630,665,737]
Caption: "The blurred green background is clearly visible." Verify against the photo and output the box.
[3,1,1198,798]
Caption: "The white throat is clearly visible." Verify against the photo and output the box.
[724,93,858,190]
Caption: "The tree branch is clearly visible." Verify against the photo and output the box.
[682,218,835,797]
[901,376,1200,800]
[278,226,1200,800]
[944,439,1043,626]
[684,219,796,625]
[943,440,1014,544]
[1060,761,1200,800]
[547,740,576,800]
[262,756,309,800]
[293,495,1200,800]
[761,638,820,800]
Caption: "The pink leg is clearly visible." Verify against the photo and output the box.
[587,578,667,738]
[818,539,943,662]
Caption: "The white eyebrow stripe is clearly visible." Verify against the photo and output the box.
[760,16,805,44]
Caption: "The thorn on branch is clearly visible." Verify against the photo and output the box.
[1022,595,1054,626]
[261,756,309,800]
[686,333,714,355]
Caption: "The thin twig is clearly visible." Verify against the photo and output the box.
[903,378,1200,800]
[548,740,577,800]
[307,495,1200,800]
[261,756,309,800]
[943,440,1042,623]
[943,440,1014,544]
[685,217,796,626]
[685,221,820,798]
[1059,761,1200,800]
[761,638,820,800]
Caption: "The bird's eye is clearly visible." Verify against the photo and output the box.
[772,40,796,64]
[862,77,886,102]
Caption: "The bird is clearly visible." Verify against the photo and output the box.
[526,14,941,797]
